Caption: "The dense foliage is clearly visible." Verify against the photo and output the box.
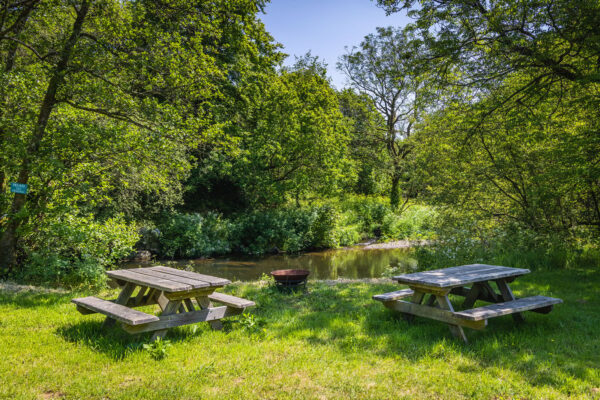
[151,197,435,260]
[372,0,600,237]
[0,0,598,286]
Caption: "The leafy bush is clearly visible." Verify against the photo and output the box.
[412,212,591,271]
[157,212,232,258]
[231,204,365,254]
[149,197,438,258]
[337,195,391,237]
[230,208,315,254]
[310,205,340,248]
[18,214,138,287]
[336,223,362,246]
[380,205,437,240]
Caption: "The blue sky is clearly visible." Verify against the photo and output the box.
[260,0,410,89]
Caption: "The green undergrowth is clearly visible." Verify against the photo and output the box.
[150,197,437,259]
[1,266,599,399]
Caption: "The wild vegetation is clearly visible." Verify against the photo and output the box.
[0,0,598,286]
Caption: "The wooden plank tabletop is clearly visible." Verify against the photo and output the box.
[106,266,231,292]
[149,266,230,287]
[393,264,530,288]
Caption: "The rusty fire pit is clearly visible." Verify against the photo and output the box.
[270,269,310,290]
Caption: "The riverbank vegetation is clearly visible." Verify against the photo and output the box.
[1,266,599,399]
[1,0,599,287]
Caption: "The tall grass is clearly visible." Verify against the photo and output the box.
[413,214,600,271]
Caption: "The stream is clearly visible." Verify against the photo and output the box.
[123,245,420,282]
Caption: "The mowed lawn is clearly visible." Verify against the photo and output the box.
[1,267,599,399]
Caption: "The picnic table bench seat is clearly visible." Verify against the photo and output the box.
[208,292,255,309]
[372,289,415,302]
[454,295,562,321]
[72,296,159,326]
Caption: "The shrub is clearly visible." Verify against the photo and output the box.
[157,212,231,258]
[336,223,362,246]
[230,208,315,255]
[18,214,138,287]
[412,212,591,271]
[338,195,391,237]
[151,198,439,258]
[381,205,437,240]
[310,205,340,248]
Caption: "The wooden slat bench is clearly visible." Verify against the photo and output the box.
[372,289,415,302]
[72,296,159,325]
[454,295,562,321]
[208,292,256,309]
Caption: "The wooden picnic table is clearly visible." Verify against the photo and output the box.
[72,266,254,341]
[373,264,562,343]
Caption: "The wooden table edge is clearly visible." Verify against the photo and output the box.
[392,269,531,289]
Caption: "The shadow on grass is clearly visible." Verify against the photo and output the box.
[29,266,600,393]
[0,289,75,309]
[56,319,210,361]
[236,269,600,393]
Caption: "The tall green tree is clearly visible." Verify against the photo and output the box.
[376,0,600,127]
[338,27,427,209]
[376,0,600,236]
[234,55,354,206]
[0,0,280,272]
[337,88,389,195]
[415,71,600,234]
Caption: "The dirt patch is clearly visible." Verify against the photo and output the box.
[40,390,65,399]
[319,278,390,285]
[361,240,431,250]
[0,281,68,294]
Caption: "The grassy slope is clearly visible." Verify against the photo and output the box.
[1,267,599,400]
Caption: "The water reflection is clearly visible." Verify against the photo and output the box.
[123,246,419,282]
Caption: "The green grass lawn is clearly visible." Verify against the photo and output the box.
[1,267,599,399]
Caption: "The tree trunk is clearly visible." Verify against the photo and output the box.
[0,3,36,199]
[390,167,401,210]
[0,1,90,273]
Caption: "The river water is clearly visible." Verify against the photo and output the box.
[123,246,420,282]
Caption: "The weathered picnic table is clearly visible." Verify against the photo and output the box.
[72,266,254,341]
[373,264,562,343]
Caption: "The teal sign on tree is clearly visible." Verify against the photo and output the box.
[10,182,28,194]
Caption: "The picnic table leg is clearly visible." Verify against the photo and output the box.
[462,283,482,309]
[134,286,149,306]
[102,282,136,329]
[495,279,525,323]
[435,295,468,344]
[151,299,182,341]
[403,290,426,322]
[183,298,195,312]
[196,296,224,330]
[156,291,169,310]
[425,294,437,307]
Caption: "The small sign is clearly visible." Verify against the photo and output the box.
[10,182,28,194]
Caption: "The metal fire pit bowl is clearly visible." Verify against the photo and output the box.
[270,269,310,291]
